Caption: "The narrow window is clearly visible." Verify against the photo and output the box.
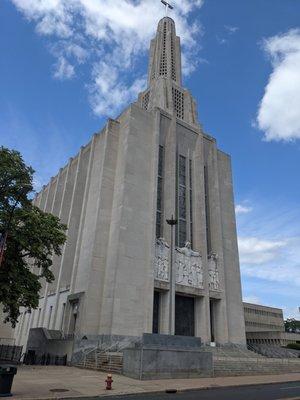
[47,306,53,329]
[36,308,41,327]
[156,146,164,238]
[172,88,184,120]
[18,313,26,343]
[204,165,211,254]
[189,159,193,247]
[26,312,32,334]
[159,22,168,76]
[60,303,66,331]
[152,291,160,334]
[177,155,186,247]
[16,313,23,335]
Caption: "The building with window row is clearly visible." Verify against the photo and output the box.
[243,302,300,346]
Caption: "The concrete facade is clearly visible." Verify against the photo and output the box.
[246,330,300,346]
[0,306,15,344]
[244,302,284,333]
[123,333,212,380]
[123,348,213,379]
[14,17,246,351]
[243,302,300,346]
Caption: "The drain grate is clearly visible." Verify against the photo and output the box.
[49,388,70,393]
[165,389,177,394]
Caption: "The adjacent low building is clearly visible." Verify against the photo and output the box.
[244,302,300,346]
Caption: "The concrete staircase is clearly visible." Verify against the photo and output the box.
[208,346,300,377]
[249,344,300,359]
[214,357,300,376]
[75,351,123,374]
[74,345,300,378]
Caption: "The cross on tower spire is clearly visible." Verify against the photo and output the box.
[161,0,173,16]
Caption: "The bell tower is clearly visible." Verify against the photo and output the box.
[148,17,182,86]
[138,17,199,127]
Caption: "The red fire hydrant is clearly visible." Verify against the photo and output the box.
[105,374,113,390]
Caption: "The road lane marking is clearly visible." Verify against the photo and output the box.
[280,386,300,390]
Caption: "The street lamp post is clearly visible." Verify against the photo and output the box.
[166,215,177,335]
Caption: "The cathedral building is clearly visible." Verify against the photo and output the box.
[15,16,246,351]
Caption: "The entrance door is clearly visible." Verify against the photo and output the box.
[209,299,215,342]
[69,301,78,334]
[175,295,195,336]
[152,291,160,334]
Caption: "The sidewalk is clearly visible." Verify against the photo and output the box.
[8,366,300,399]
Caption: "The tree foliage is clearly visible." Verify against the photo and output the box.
[286,343,300,350]
[0,147,67,327]
[285,318,300,333]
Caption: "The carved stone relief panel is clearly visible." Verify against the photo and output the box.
[175,242,203,289]
[154,240,204,289]
[208,252,220,291]
[154,238,170,282]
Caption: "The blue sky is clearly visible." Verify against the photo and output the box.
[1,0,299,319]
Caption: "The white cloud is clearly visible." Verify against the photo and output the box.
[236,200,300,308]
[64,43,88,64]
[238,237,286,264]
[235,204,252,215]
[257,29,300,141]
[217,25,239,46]
[224,25,239,34]
[53,56,75,79]
[10,0,204,116]
[32,177,43,192]
[243,295,261,305]
[89,62,146,116]
[12,0,73,37]
[283,306,300,320]
[216,36,227,45]
[242,261,300,287]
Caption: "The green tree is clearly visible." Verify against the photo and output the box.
[0,147,67,327]
[285,318,300,333]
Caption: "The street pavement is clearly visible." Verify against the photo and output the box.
[91,381,300,400]
[8,366,300,399]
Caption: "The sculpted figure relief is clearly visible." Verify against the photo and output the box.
[154,240,204,289]
[154,237,170,281]
[175,242,204,289]
[208,252,220,291]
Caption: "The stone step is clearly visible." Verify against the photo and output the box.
[214,371,282,377]
[214,364,300,370]
[213,362,300,376]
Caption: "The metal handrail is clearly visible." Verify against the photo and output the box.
[82,338,139,368]
[247,342,260,355]
[82,346,97,367]
[82,342,122,367]
[231,343,259,359]
[248,343,300,359]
